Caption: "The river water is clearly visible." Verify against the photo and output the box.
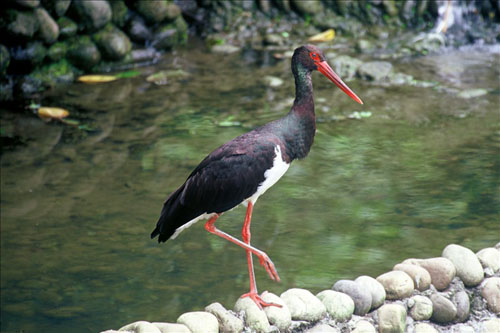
[1,42,499,332]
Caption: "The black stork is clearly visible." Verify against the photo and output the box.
[151,44,363,308]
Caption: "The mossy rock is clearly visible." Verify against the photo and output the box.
[93,24,131,61]
[135,0,169,24]
[0,45,10,75]
[41,0,71,18]
[67,35,101,70]
[0,9,40,44]
[47,41,68,62]
[110,0,129,28]
[68,0,112,32]
[57,16,78,39]
[31,58,77,86]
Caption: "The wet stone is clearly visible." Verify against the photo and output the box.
[376,271,414,300]
[393,263,431,291]
[454,291,470,322]
[261,291,291,331]
[377,303,407,333]
[205,302,244,333]
[316,290,354,322]
[119,321,161,333]
[403,257,456,291]
[234,297,270,333]
[281,288,326,322]
[152,322,191,333]
[354,275,386,309]
[177,311,218,333]
[414,323,439,333]
[476,247,500,274]
[332,280,371,316]
[306,323,338,332]
[442,244,484,287]
[408,295,433,321]
[352,320,376,333]
[430,293,457,324]
[481,277,500,313]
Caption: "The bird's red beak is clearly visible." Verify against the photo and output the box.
[316,61,364,105]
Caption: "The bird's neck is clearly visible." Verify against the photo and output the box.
[292,64,314,112]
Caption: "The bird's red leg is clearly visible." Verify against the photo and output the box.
[204,213,281,283]
[240,202,282,309]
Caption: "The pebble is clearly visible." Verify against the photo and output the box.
[377,303,407,333]
[476,247,500,274]
[352,320,376,333]
[234,297,270,333]
[481,277,500,313]
[393,263,431,291]
[261,291,291,331]
[118,321,161,333]
[305,323,339,332]
[376,271,414,300]
[332,280,372,316]
[408,295,433,321]
[403,257,456,290]
[482,317,500,332]
[430,293,457,324]
[354,275,386,309]
[152,322,191,333]
[205,302,244,333]
[316,290,354,322]
[457,88,488,99]
[280,288,326,322]
[211,44,241,54]
[442,244,484,287]
[177,311,218,333]
[414,323,439,333]
[453,291,470,322]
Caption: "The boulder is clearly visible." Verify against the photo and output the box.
[35,8,59,44]
[93,24,131,60]
[68,36,101,70]
[41,0,71,17]
[69,0,112,31]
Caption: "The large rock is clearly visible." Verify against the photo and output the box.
[205,302,243,333]
[354,275,386,309]
[393,263,431,291]
[234,297,270,333]
[152,322,190,333]
[3,9,39,42]
[442,244,484,286]
[281,288,326,322]
[261,292,291,331]
[376,271,414,300]
[35,8,59,44]
[110,0,128,28]
[430,293,457,324]
[408,295,433,321]
[68,36,101,70]
[69,0,112,31]
[377,304,406,333]
[93,24,131,60]
[330,55,363,81]
[41,0,71,17]
[476,247,500,274]
[135,1,170,24]
[403,257,456,291]
[177,311,218,333]
[126,16,152,43]
[57,16,77,39]
[481,277,500,313]
[357,61,393,81]
[332,280,371,316]
[352,320,376,333]
[291,0,323,15]
[316,290,354,322]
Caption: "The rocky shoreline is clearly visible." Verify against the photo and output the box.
[101,243,500,333]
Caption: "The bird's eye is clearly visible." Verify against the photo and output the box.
[310,52,319,61]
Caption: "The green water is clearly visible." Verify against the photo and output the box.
[1,44,499,332]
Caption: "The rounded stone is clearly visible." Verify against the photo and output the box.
[135,1,169,24]
[332,280,371,316]
[280,288,326,322]
[352,320,376,333]
[152,322,191,333]
[177,311,218,333]
[476,247,500,273]
[377,303,407,333]
[355,275,386,309]
[119,321,161,333]
[481,277,500,313]
[408,295,433,321]
[442,244,484,287]
[482,318,500,332]
[234,297,270,333]
[454,291,470,322]
[68,36,101,70]
[205,302,243,333]
[305,323,338,332]
[261,291,291,331]
[393,263,431,291]
[403,257,456,291]
[430,294,457,324]
[57,16,77,39]
[69,0,112,31]
[316,290,354,322]
[414,323,439,333]
[93,25,131,60]
[376,271,414,300]
[35,8,59,44]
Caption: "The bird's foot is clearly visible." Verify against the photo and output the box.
[241,291,282,310]
[256,252,280,282]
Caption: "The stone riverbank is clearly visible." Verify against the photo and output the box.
[101,243,500,333]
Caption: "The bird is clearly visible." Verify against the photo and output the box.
[151,44,363,308]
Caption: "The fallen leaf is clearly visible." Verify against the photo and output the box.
[38,107,69,121]
[115,70,141,79]
[308,29,335,43]
[77,75,118,83]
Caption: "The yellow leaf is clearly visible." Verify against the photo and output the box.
[77,75,118,83]
[308,29,335,43]
[38,107,69,120]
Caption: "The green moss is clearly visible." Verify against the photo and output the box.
[30,59,78,86]
[47,42,68,62]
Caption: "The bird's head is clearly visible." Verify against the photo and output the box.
[293,45,363,105]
